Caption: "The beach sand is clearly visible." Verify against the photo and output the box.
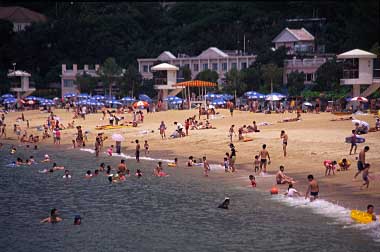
[2,108,379,209]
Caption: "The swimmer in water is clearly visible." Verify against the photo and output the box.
[99,163,105,172]
[74,215,81,225]
[136,169,142,177]
[284,183,301,197]
[10,146,16,154]
[63,170,72,179]
[16,157,24,165]
[107,145,113,156]
[249,175,256,188]
[94,169,99,176]
[187,156,194,167]
[29,156,36,164]
[367,204,377,221]
[41,154,51,162]
[218,197,230,209]
[106,165,112,176]
[40,208,62,223]
[85,170,92,178]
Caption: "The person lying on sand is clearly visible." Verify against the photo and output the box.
[330,116,353,121]
[247,121,260,132]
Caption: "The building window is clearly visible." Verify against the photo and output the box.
[203,63,208,70]
[212,63,218,71]
[373,58,380,78]
[184,64,190,69]
[63,79,74,87]
[343,58,359,79]
[143,65,149,73]
[193,64,199,72]
[231,63,237,69]
[222,63,227,71]
[241,62,247,69]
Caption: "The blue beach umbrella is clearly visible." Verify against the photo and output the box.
[25,96,39,101]
[164,96,181,101]
[64,93,77,98]
[266,92,286,99]
[78,93,91,99]
[92,95,105,100]
[3,97,17,104]
[210,98,226,105]
[205,93,218,100]
[121,96,135,102]
[169,98,183,104]
[245,91,265,99]
[1,94,14,99]
[106,100,122,105]
[138,94,152,103]
[220,94,234,100]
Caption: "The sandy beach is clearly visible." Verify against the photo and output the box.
[1,108,380,209]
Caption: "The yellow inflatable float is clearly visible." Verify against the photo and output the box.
[167,162,177,167]
[350,210,375,224]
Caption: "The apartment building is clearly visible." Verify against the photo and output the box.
[137,47,257,83]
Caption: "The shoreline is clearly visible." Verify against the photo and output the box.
[1,109,379,212]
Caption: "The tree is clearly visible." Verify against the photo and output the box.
[287,71,305,96]
[180,65,192,81]
[75,71,97,94]
[195,69,218,83]
[224,68,246,96]
[240,67,262,91]
[121,64,142,97]
[260,63,283,93]
[313,59,343,92]
[98,57,122,97]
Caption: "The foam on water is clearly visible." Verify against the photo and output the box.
[271,194,380,243]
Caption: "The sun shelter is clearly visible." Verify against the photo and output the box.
[172,80,217,109]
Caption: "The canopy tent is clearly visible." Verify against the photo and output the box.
[173,80,218,110]
[1,94,14,99]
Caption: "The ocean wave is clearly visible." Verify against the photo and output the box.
[271,194,380,243]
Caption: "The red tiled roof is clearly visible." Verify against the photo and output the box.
[288,28,314,41]
[0,6,46,23]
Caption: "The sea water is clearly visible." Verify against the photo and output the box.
[0,144,379,252]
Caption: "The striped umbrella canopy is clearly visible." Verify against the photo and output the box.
[121,96,135,102]
[350,96,368,102]
[64,93,77,98]
[173,80,217,87]
[133,100,149,108]
[210,98,226,105]
[1,93,14,99]
[3,97,17,104]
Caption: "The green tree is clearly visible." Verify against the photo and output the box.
[98,57,122,97]
[313,59,343,92]
[287,71,305,96]
[195,69,218,83]
[180,65,192,81]
[240,67,262,92]
[260,63,283,93]
[75,71,97,95]
[224,68,246,96]
[121,64,142,97]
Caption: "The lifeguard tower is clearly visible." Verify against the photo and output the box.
[7,70,35,99]
[337,49,380,97]
[151,63,182,110]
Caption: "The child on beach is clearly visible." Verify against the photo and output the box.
[249,175,256,188]
[107,145,113,156]
[135,140,140,162]
[159,121,166,139]
[223,157,229,173]
[203,156,210,177]
[323,160,337,176]
[284,183,301,197]
[228,125,236,143]
[187,156,194,167]
[144,140,149,155]
[360,164,371,190]
[254,155,260,173]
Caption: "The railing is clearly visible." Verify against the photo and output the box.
[284,58,326,67]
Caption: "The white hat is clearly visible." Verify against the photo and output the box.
[44,154,49,158]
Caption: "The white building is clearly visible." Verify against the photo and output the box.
[272,27,315,55]
[137,47,256,83]
[0,6,46,32]
[7,70,35,98]
[337,49,380,97]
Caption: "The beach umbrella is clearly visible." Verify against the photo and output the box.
[220,94,234,100]
[64,93,77,98]
[164,96,181,101]
[133,101,149,108]
[245,91,265,99]
[92,95,105,100]
[1,94,14,99]
[265,94,281,101]
[111,133,125,141]
[78,93,91,99]
[106,100,122,105]
[205,93,217,100]
[350,96,368,102]
[210,98,226,105]
[303,102,313,106]
[138,94,152,103]
[267,92,286,98]
[3,97,17,104]
[25,96,39,101]
[169,99,183,105]
[27,100,35,105]
[121,96,135,102]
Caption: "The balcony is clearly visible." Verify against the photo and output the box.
[284,58,326,68]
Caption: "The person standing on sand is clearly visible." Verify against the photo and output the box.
[305,174,319,202]
[229,125,236,143]
[229,102,234,117]
[159,121,166,139]
[229,143,237,172]
[0,124,6,138]
[349,129,357,155]
[203,156,210,177]
[354,146,370,180]
[280,130,288,157]
[95,134,101,157]
[258,144,271,174]
[135,140,140,162]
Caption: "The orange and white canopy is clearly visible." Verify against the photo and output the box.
[173,80,217,87]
